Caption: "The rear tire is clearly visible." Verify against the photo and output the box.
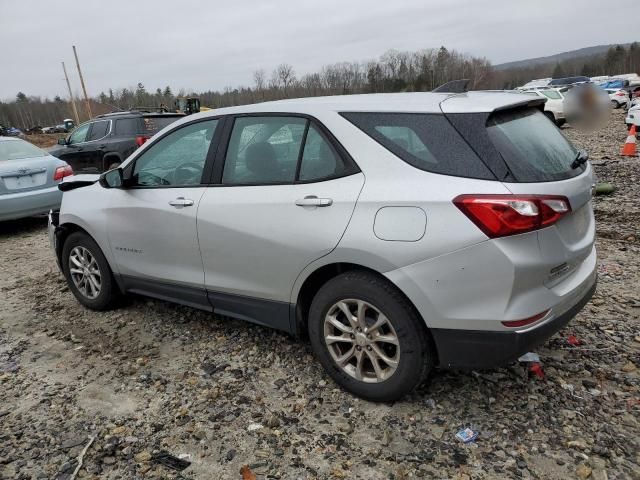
[308,271,434,402]
[62,232,120,310]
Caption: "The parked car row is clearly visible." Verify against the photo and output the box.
[48,92,597,401]
[49,110,184,173]
[521,88,567,126]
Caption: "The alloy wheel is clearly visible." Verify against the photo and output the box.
[323,299,400,383]
[68,246,102,299]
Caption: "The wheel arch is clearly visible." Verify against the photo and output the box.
[56,221,123,292]
[292,262,437,361]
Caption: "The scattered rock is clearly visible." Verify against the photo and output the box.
[576,464,592,479]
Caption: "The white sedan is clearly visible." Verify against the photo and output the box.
[607,89,630,109]
[521,88,566,126]
[625,104,640,128]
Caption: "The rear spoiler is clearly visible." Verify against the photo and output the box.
[439,91,546,114]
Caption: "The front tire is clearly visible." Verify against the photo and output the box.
[62,231,119,310]
[308,271,434,402]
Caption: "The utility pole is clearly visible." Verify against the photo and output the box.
[62,61,80,125]
[73,45,92,119]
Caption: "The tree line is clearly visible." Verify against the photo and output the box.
[1,43,637,129]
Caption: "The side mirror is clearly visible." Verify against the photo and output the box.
[57,137,67,146]
[100,168,124,189]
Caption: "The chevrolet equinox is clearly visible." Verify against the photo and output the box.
[49,92,597,401]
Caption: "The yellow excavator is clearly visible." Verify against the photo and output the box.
[174,97,212,115]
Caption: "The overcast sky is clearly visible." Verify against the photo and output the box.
[1,0,636,100]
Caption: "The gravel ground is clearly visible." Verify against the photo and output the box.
[1,110,638,480]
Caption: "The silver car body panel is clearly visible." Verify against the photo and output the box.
[198,173,365,302]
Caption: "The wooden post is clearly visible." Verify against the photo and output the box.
[73,45,92,119]
[62,61,80,125]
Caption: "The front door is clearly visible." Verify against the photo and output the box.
[197,115,364,328]
[82,119,111,172]
[57,122,92,171]
[106,118,221,308]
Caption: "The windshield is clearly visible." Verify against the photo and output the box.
[487,108,582,182]
[0,139,48,162]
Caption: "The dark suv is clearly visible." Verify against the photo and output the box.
[49,110,184,173]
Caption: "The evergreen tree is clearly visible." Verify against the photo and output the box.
[552,62,566,78]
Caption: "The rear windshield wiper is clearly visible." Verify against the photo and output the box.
[571,149,589,169]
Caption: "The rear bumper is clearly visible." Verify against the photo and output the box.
[431,275,596,369]
[0,185,62,221]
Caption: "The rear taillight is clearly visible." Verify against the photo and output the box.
[53,165,73,181]
[136,135,150,146]
[453,194,571,238]
[615,92,626,97]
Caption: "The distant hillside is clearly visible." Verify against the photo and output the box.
[494,43,633,71]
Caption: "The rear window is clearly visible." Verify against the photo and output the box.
[341,112,494,179]
[0,139,47,161]
[142,116,182,134]
[541,90,562,100]
[487,108,581,182]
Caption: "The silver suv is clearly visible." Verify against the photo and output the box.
[49,92,597,401]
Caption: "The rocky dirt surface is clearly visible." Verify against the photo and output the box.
[1,110,638,480]
[23,134,67,150]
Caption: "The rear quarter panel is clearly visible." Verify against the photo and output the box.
[291,112,511,303]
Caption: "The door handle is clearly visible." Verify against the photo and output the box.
[295,195,333,207]
[168,197,194,207]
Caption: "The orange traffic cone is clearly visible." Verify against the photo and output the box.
[621,125,637,157]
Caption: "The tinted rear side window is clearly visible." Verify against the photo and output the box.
[87,120,109,141]
[114,117,140,136]
[143,116,182,134]
[487,108,581,182]
[341,112,494,179]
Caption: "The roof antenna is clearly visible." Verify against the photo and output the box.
[432,79,470,93]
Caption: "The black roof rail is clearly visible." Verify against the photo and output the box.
[129,106,172,113]
[96,111,137,118]
[432,79,470,94]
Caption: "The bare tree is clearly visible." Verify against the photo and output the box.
[253,69,266,100]
[276,63,296,97]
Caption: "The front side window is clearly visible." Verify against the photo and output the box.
[222,116,306,184]
[132,119,218,187]
[87,120,110,141]
[68,123,90,144]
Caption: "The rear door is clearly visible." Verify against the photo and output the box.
[197,115,364,327]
